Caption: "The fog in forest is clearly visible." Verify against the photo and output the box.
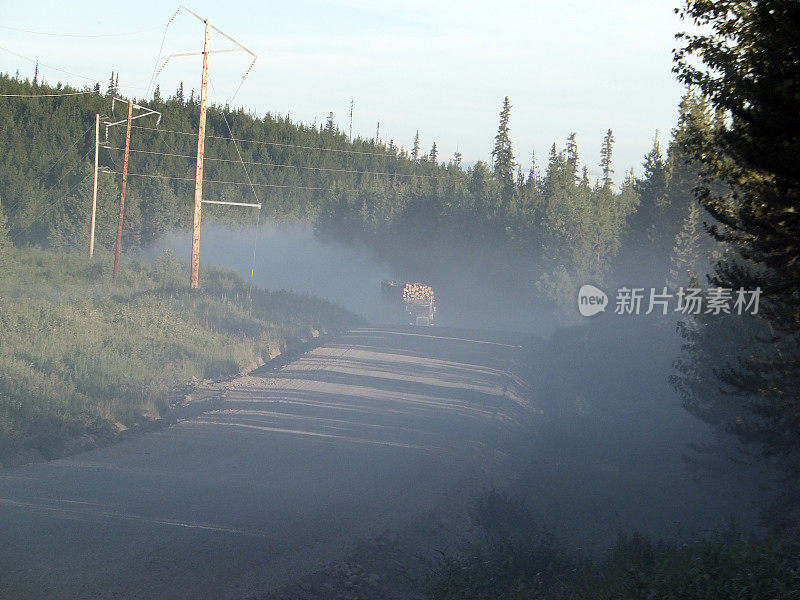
[140,223,767,549]
[141,223,560,335]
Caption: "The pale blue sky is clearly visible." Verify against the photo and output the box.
[1,1,686,181]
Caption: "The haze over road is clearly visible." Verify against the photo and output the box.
[0,327,530,599]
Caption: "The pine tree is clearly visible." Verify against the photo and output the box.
[527,150,536,184]
[667,202,702,288]
[453,149,462,167]
[566,132,579,182]
[599,129,614,188]
[93,82,101,95]
[325,111,335,134]
[412,130,420,162]
[429,142,438,163]
[673,0,800,533]
[106,71,116,97]
[492,96,515,196]
[175,82,184,104]
[33,61,39,85]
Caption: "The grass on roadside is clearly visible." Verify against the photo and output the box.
[0,246,362,465]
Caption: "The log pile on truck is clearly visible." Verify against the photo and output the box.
[381,280,436,326]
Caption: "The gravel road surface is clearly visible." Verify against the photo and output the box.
[0,327,531,599]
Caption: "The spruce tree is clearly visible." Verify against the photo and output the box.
[674,0,800,533]
[412,130,420,162]
[599,129,614,188]
[429,142,438,163]
[492,96,515,196]
[566,132,579,182]
[667,202,702,288]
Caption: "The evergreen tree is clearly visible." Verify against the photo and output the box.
[673,0,800,533]
[429,142,438,163]
[106,71,116,97]
[33,61,38,86]
[527,150,537,185]
[599,129,614,188]
[412,130,420,162]
[175,81,184,105]
[492,96,515,196]
[667,202,702,288]
[453,150,462,167]
[325,111,335,134]
[566,132,579,182]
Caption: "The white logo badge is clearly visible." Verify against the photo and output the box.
[578,284,608,317]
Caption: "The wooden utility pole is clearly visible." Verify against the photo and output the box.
[113,99,133,280]
[89,113,99,258]
[190,19,210,290]
[155,6,257,290]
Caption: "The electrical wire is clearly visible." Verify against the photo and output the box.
[105,145,443,179]
[0,24,161,38]
[129,124,410,158]
[0,91,93,98]
[209,75,261,302]
[5,124,94,218]
[145,7,181,100]
[9,150,93,244]
[107,170,325,190]
[0,44,148,91]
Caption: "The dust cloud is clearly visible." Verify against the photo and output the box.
[140,223,558,334]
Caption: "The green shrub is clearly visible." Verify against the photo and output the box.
[428,490,800,600]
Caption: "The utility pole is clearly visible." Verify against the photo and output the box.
[102,100,160,275]
[155,6,257,290]
[349,98,353,142]
[113,100,133,280]
[190,19,210,290]
[89,113,99,258]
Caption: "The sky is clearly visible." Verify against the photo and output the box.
[0,0,687,181]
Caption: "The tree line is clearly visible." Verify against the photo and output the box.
[0,71,706,301]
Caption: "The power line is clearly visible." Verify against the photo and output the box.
[0,91,92,98]
[146,8,181,100]
[129,124,407,158]
[107,170,325,190]
[0,24,161,38]
[105,146,444,179]
[0,44,148,91]
[5,124,94,218]
[9,151,93,244]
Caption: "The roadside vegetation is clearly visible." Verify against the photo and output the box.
[0,245,361,466]
[428,490,800,600]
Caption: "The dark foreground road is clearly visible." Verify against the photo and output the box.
[0,327,530,599]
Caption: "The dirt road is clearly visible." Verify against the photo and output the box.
[0,327,530,599]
